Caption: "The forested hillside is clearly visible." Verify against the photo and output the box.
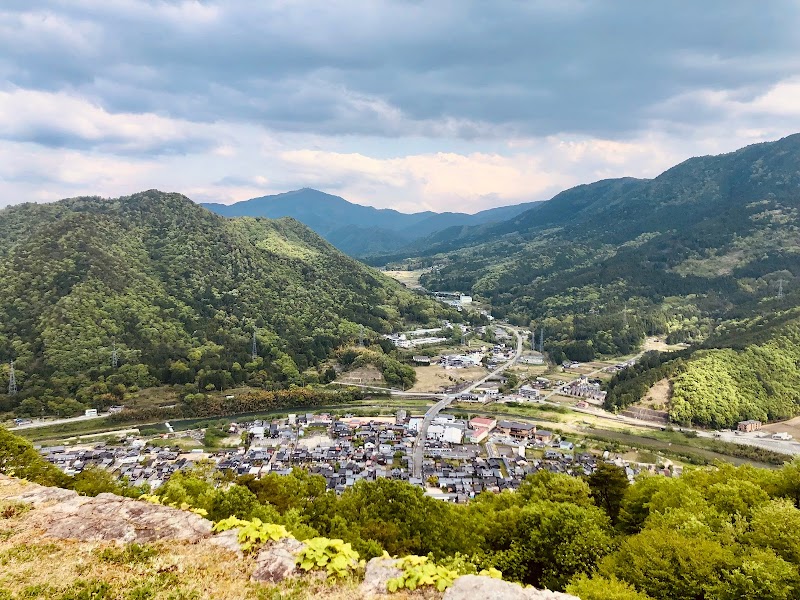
[0,190,453,416]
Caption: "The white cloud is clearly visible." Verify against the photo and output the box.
[0,88,221,154]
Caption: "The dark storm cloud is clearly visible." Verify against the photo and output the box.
[1,0,799,146]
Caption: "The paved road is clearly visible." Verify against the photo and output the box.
[411,324,524,478]
[8,412,109,431]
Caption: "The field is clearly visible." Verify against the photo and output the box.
[409,365,487,393]
[336,365,385,386]
[383,269,426,289]
[642,336,689,353]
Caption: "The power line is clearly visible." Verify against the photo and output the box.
[8,361,17,396]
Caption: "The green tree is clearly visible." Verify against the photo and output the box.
[495,501,614,590]
[586,463,629,524]
[567,575,655,600]
[600,528,734,600]
[0,427,67,486]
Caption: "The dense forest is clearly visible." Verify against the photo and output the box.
[4,427,800,600]
[0,191,455,417]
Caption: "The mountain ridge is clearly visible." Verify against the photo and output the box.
[201,188,539,256]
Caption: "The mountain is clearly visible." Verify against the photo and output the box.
[201,188,538,256]
[0,190,453,415]
[407,133,800,320]
[384,134,800,426]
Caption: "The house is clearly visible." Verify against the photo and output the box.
[469,428,489,443]
[496,420,536,439]
[412,355,431,365]
[469,417,497,432]
[535,430,554,444]
[518,385,540,399]
[737,420,762,432]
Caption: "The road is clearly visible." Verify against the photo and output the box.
[411,324,524,478]
[8,412,109,431]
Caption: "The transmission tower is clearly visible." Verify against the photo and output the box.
[777,279,786,300]
[623,302,629,328]
[8,361,17,396]
[539,328,544,354]
[251,328,258,361]
[359,324,365,347]
[111,340,119,368]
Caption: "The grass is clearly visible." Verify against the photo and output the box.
[583,428,781,468]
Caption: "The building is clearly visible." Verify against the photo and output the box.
[412,355,431,365]
[518,385,541,399]
[469,417,497,432]
[535,430,554,444]
[737,420,762,432]
[496,420,536,439]
[519,354,545,365]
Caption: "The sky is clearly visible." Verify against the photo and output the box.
[1,1,800,214]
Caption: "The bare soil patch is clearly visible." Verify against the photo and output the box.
[762,416,800,440]
[338,365,384,385]
[642,336,689,352]
[638,378,672,411]
[409,365,487,393]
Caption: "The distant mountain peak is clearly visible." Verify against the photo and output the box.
[201,190,539,257]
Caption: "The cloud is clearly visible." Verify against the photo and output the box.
[0,88,224,155]
[0,2,800,212]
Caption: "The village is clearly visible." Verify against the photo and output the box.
[38,409,681,503]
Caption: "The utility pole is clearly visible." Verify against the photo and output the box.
[8,361,17,396]
[777,279,786,300]
[539,328,544,354]
[623,302,629,328]
[251,328,258,361]
[111,340,119,368]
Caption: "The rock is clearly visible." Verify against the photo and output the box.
[11,481,85,506]
[10,484,212,543]
[251,538,306,583]
[444,576,581,600]
[207,529,244,556]
[358,557,403,597]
